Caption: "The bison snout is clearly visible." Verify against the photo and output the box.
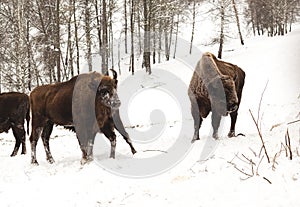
[111,99,121,109]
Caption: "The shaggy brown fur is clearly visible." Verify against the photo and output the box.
[188,52,245,141]
[29,71,136,165]
[0,92,30,156]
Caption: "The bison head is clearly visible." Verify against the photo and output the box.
[207,75,238,116]
[89,70,121,110]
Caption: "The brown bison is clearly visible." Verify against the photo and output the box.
[29,71,136,165]
[188,52,245,141]
[0,92,30,156]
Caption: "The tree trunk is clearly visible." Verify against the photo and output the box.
[158,19,162,63]
[85,0,92,72]
[94,0,102,67]
[218,1,225,59]
[190,0,196,54]
[130,0,134,75]
[173,14,179,59]
[73,0,80,75]
[232,0,244,45]
[124,0,128,54]
[109,0,114,69]
[55,0,61,82]
[102,0,109,75]
[143,0,151,74]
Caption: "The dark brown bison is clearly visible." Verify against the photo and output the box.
[0,92,30,156]
[29,71,136,165]
[188,52,245,141]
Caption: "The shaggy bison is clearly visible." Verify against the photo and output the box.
[29,71,136,165]
[188,52,245,141]
[0,92,30,156]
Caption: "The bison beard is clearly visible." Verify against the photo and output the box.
[0,92,30,156]
[188,52,245,141]
[29,71,136,165]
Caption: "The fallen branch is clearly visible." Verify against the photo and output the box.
[249,109,270,163]
[143,149,168,153]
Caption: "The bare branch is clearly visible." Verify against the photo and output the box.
[257,80,269,124]
[249,109,270,163]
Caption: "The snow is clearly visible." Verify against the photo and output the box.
[1,22,300,207]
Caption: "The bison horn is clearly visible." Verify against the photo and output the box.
[110,69,118,80]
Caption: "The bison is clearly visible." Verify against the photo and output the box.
[188,52,245,141]
[29,70,136,165]
[0,92,30,156]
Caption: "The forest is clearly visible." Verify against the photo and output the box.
[0,0,299,93]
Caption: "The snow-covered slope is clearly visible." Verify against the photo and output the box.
[0,24,299,207]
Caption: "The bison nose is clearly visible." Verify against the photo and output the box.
[228,103,238,113]
[111,99,121,109]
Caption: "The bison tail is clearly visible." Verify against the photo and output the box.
[26,105,30,135]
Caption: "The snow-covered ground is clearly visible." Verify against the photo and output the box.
[1,23,300,206]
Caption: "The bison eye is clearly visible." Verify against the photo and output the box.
[99,89,110,97]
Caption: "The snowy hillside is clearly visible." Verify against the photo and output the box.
[0,23,300,207]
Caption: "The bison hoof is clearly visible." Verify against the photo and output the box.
[212,133,219,139]
[191,138,200,143]
[31,160,39,166]
[132,149,137,155]
[47,157,55,164]
[228,131,235,138]
[80,157,93,165]
[10,152,18,157]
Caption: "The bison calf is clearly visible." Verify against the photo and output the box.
[0,92,30,156]
[188,52,245,141]
[29,70,136,165]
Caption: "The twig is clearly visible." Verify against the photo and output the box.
[241,153,256,166]
[263,177,272,184]
[285,129,292,160]
[234,165,253,178]
[272,152,279,171]
[256,155,264,176]
[257,80,269,124]
[270,119,300,131]
[228,161,254,178]
[288,120,300,125]
[249,109,270,163]
[249,147,257,157]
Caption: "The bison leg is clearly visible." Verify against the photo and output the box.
[41,121,55,164]
[79,144,94,165]
[211,111,221,139]
[29,127,43,165]
[113,110,136,154]
[191,103,202,143]
[228,111,238,137]
[101,124,117,159]
[77,131,96,165]
[11,124,26,156]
